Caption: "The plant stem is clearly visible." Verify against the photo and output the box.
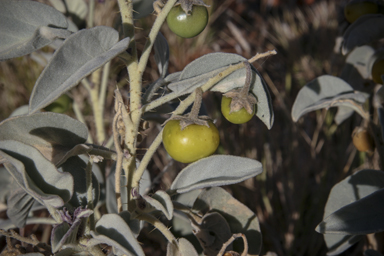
[85,158,95,234]
[113,101,124,213]
[87,0,95,28]
[137,0,178,75]
[137,213,177,245]
[132,60,250,191]
[239,61,252,97]
[187,87,203,118]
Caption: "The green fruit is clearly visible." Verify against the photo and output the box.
[371,58,384,84]
[344,1,379,23]
[162,120,220,163]
[44,94,71,113]
[166,5,208,38]
[221,96,256,124]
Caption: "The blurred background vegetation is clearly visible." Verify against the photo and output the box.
[1,0,382,255]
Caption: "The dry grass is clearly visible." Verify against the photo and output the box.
[0,0,380,255]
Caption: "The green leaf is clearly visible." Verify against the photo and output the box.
[89,213,145,256]
[0,141,74,209]
[170,155,262,194]
[318,169,384,255]
[291,75,369,122]
[0,0,70,60]
[29,26,130,113]
[193,187,262,256]
[165,52,274,129]
[342,14,384,55]
[0,112,88,165]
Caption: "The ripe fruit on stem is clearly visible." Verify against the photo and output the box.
[221,61,257,124]
[162,88,220,163]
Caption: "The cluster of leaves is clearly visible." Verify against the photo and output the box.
[291,0,384,255]
[0,0,276,255]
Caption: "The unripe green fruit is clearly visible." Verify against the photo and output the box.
[166,5,208,38]
[221,96,256,124]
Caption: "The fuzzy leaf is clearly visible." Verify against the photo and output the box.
[318,169,384,255]
[191,212,232,256]
[193,187,262,256]
[170,155,262,194]
[59,156,100,211]
[0,112,88,165]
[0,0,71,60]
[291,75,369,122]
[0,166,15,204]
[167,238,199,256]
[0,141,73,208]
[51,208,93,253]
[106,162,151,214]
[6,188,35,228]
[166,53,274,129]
[90,213,144,256]
[340,46,375,81]
[342,14,384,55]
[365,249,384,256]
[154,32,169,78]
[317,188,384,235]
[29,26,130,113]
[142,190,173,220]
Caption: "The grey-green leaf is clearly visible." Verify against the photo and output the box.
[166,52,274,129]
[317,188,384,235]
[318,169,384,254]
[167,238,199,256]
[142,190,173,220]
[0,112,88,165]
[170,155,262,194]
[154,32,169,78]
[29,26,130,113]
[342,14,384,55]
[191,212,232,256]
[291,75,369,122]
[0,166,15,204]
[59,156,100,211]
[0,141,73,208]
[192,187,262,256]
[0,0,70,60]
[365,249,384,256]
[90,213,144,256]
[133,0,154,19]
[6,188,35,228]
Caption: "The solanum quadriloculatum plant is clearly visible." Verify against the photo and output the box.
[0,0,276,255]
[292,1,384,255]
